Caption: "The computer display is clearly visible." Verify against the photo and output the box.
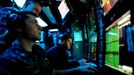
[105,24,133,74]
[105,25,119,68]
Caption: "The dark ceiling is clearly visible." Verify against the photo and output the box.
[40,0,94,29]
[0,0,94,29]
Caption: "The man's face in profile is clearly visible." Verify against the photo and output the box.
[65,38,72,50]
[22,14,41,41]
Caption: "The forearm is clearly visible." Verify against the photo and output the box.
[52,64,97,75]
[53,67,79,75]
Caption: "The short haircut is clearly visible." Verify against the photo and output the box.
[0,7,36,42]
[59,33,72,41]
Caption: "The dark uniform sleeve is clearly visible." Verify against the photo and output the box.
[47,46,80,70]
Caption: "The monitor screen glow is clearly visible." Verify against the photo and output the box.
[58,0,70,20]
